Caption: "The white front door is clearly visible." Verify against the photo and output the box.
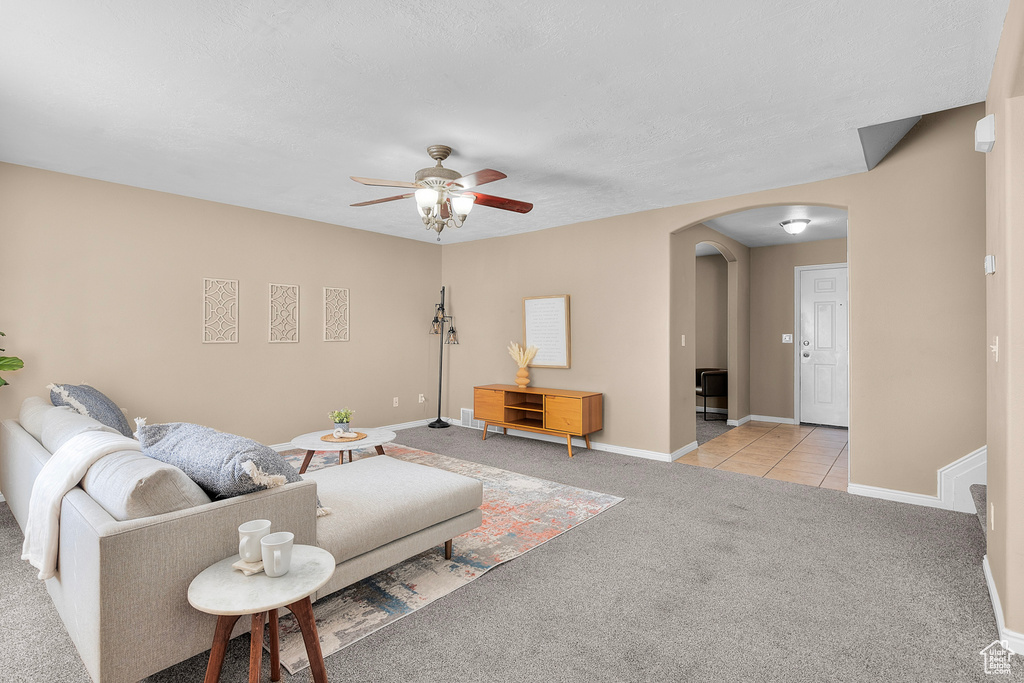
[798,265,849,427]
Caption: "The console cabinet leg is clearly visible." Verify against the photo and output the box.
[584,434,591,449]
[566,435,573,458]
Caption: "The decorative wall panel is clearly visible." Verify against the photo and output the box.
[324,287,350,342]
[203,278,238,343]
[269,283,300,343]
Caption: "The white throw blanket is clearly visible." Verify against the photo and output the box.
[22,431,141,580]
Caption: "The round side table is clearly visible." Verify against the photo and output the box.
[290,427,397,474]
[188,545,335,683]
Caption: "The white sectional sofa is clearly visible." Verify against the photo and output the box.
[0,402,483,683]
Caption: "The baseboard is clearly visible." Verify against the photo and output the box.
[694,406,728,415]
[727,415,751,427]
[983,556,1024,653]
[848,445,987,512]
[454,421,678,462]
[670,441,699,460]
[749,414,797,425]
[939,446,987,513]
[0,492,5,503]
[846,484,946,509]
[269,418,439,452]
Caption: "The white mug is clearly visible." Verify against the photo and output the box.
[261,531,294,578]
[238,519,271,563]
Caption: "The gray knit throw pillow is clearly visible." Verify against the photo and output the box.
[48,383,134,437]
[136,420,302,499]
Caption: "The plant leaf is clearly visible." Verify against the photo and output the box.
[0,377,7,387]
[0,357,24,372]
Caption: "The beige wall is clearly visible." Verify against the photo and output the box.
[749,238,848,419]
[985,0,1024,633]
[0,163,443,444]
[445,104,985,481]
[695,253,729,410]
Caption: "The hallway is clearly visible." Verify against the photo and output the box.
[676,421,848,490]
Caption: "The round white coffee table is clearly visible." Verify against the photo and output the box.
[188,545,335,683]
[290,427,397,474]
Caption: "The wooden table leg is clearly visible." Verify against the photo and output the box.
[287,597,328,683]
[584,434,591,449]
[204,614,241,683]
[268,608,280,682]
[249,612,265,683]
[566,435,574,458]
[299,450,315,474]
[375,445,385,456]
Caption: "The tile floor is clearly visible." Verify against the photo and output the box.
[675,421,848,490]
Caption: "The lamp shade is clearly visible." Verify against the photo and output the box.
[415,188,440,217]
[781,219,810,235]
[450,194,475,217]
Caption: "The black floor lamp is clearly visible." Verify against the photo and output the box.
[428,286,459,429]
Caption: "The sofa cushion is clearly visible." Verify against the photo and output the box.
[41,407,119,454]
[136,421,304,500]
[307,455,483,565]
[19,396,54,442]
[47,383,134,437]
[81,450,212,521]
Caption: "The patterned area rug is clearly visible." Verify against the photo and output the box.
[273,444,623,674]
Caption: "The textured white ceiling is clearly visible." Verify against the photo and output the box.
[0,1,1008,244]
[702,205,848,250]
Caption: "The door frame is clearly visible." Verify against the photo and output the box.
[793,262,849,425]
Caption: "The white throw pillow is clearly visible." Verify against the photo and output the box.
[19,396,54,442]
[41,408,118,454]
[82,450,212,521]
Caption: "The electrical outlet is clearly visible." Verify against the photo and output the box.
[418,394,425,403]
[681,334,685,347]
[782,334,793,344]
[393,397,399,407]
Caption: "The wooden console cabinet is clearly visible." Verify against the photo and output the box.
[473,384,603,457]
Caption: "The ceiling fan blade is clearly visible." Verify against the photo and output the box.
[466,192,533,214]
[451,169,507,189]
[350,192,414,207]
[350,176,419,189]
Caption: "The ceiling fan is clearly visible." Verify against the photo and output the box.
[350,145,533,241]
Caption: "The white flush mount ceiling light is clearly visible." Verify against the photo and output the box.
[781,219,811,235]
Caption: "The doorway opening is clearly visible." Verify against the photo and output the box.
[695,241,732,444]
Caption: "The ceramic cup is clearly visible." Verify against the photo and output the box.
[238,519,271,563]
[261,531,294,578]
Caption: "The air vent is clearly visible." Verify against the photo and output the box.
[460,408,487,430]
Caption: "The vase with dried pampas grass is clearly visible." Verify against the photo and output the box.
[508,342,538,388]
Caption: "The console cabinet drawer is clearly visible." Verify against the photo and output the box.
[474,388,504,422]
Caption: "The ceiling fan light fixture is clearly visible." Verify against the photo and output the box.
[450,194,474,218]
[415,187,440,218]
[781,218,810,235]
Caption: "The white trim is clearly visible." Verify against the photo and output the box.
[455,421,680,462]
[695,406,728,415]
[793,262,849,426]
[846,483,946,509]
[984,555,1024,653]
[748,414,798,425]
[726,415,751,427]
[269,418,439,452]
[670,441,699,461]
[848,445,987,512]
[0,492,5,503]
[940,446,987,513]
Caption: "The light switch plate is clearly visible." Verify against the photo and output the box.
[985,254,996,275]
[782,334,793,344]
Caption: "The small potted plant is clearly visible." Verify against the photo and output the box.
[329,408,354,432]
